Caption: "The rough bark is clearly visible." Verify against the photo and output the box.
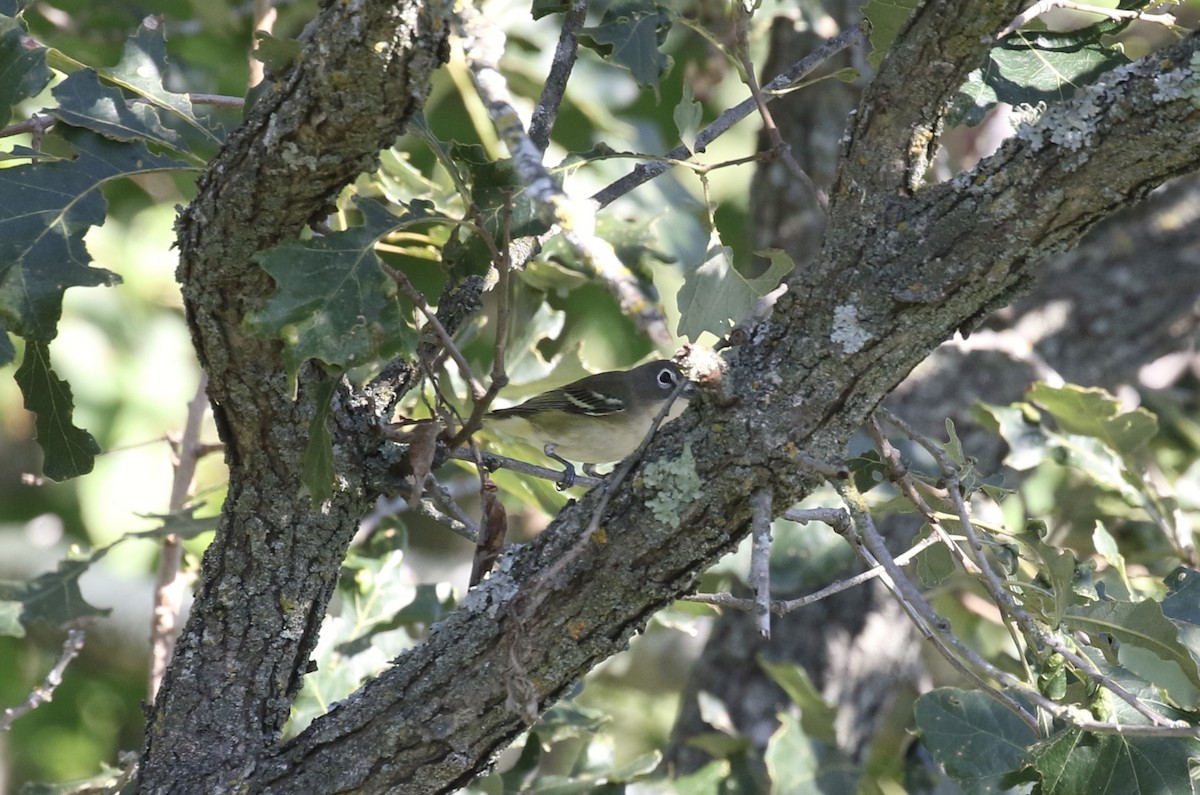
[669,9,1200,770]
[134,0,451,791]
[136,0,1200,791]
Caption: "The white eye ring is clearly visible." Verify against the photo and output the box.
[657,367,678,389]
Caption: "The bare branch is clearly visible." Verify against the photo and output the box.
[1,628,87,731]
[149,372,210,701]
[528,0,588,151]
[593,24,865,207]
[454,4,672,344]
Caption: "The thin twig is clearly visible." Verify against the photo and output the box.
[449,198,514,448]
[866,417,979,575]
[380,260,485,399]
[682,529,948,614]
[1,627,87,730]
[446,445,603,490]
[732,5,827,209]
[528,0,588,151]
[591,23,865,208]
[149,372,209,701]
[878,408,1190,731]
[0,113,54,144]
[455,4,671,344]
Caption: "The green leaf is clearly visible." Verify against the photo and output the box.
[14,341,100,480]
[1162,567,1200,670]
[1092,521,1132,596]
[535,701,610,743]
[249,199,414,382]
[578,0,671,89]
[0,556,111,631]
[251,30,302,74]
[302,379,336,503]
[676,238,791,341]
[972,401,1048,471]
[914,688,1036,795]
[1013,522,1090,626]
[0,127,188,342]
[1029,383,1157,456]
[1031,729,1197,795]
[862,0,920,69]
[392,583,446,626]
[671,760,731,795]
[0,24,52,129]
[951,34,1128,127]
[758,659,839,746]
[1065,600,1200,694]
[847,449,887,494]
[0,599,24,637]
[531,0,571,20]
[49,68,183,152]
[130,506,220,543]
[673,79,702,151]
[763,713,860,795]
[98,21,222,147]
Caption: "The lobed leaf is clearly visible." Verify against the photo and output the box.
[676,241,791,341]
[0,556,110,633]
[49,68,183,152]
[14,341,100,480]
[1029,383,1157,456]
[578,0,671,89]
[249,199,415,382]
[0,23,52,129]
[0,126,189,343]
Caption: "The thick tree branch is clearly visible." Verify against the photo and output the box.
[135,1,451,792]
[835,1,1025,196]
[246,30,1200,795]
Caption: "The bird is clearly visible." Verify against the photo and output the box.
[486,359,690,488]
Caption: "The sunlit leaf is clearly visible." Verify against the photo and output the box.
[676,239,791,341]
[1028,383,1157,456]
[673,79,702,151]
[759,659,838,745]
[1065,600,1200,693]
[952,33,1128,127]
[764,713,860,795]
[0,599,24,637]
[49,68,183,152]
[99,21,223,147]
[862,0,920,69]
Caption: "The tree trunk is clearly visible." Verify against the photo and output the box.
[133,0,1200,789]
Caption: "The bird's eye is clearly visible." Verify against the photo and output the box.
[657,367,678,389]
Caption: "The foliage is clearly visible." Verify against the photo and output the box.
[1,0,1198,792]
